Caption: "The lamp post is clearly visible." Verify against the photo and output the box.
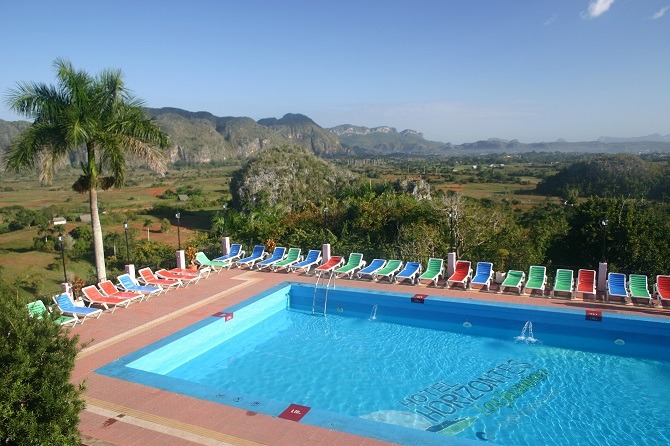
[124,222,130,264]
[175,212,181,251]
[448,209,455,253]
[600,219,608,262]
[323,206,329,228]
[58,234,67,283]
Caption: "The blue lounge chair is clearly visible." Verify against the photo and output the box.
[256,246,287,270]
[395,261,422,285]
[288,249,322,274]
[607,272,628,303]
[356,259,386,280]
[236,245,266,269]
[469,262,493,290]
[53,293,103,323]
[214,243,244,263]
[117,274,162,296]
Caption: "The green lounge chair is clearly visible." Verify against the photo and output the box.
[334,253,366,279]
[551,269,574,299]
[27,300,77,326]
[272,248,302,271]
[499,270,525,294]
[418,257,444,287]
[195,251,232,272]
[628,274,653,306]
[523,265,547,296]
[374,260,403,282]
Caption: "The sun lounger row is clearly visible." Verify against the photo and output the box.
[206,243,670,307]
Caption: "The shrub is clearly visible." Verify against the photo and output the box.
[0,295,85,445]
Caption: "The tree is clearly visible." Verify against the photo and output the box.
[4,58,168,281]
[0,295,85,445]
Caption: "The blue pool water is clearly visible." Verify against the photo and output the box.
[99,283,670,446]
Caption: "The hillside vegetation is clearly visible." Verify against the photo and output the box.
[229,145,357,212]
[535,154,670,200]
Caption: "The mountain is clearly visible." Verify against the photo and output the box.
[147,108,343,162]
[597,134,670,144]
[2,108,670,165]
[328,124,450,155]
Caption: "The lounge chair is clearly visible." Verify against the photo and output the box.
[27,300,77,326]
[374,260,403,282]
[236,245,266,269]
[138,267,182,290]
[117,274,162,296]
[574,269,596,299]
[523,266,547,296]
[551,269,574,299]
[272,248,302,271]
[256,246,287,271]
[52,293,103,323]
[655,275,670,308]
[499,270,525,294]
[628,274,653,306]
[419,258,445,287]
[469,262,493,290]
[99,280,147,302]
[156,268,201,287]
[356,259,386,280]
[606,272,628,303]
[288,249,322,274]
[334,253,366,279]
[214,243,244,263]
[81,285,136,312]
[446,260,472,289]
[395,261,422,285]
[194,251,231,273]
[314,256,345,277]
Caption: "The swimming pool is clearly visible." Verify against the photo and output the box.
[99,283,670,445]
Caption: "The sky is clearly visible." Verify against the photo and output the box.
[1,0,668,144]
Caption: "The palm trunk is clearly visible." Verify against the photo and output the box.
[89,188,107,281]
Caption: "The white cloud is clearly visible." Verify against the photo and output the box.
[581,0,615,19]
[652,6,670,19]
[543,13,558,26]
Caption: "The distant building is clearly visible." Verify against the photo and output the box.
[178,194,189,202]
[78,214,91,223]
[52,217,67,226]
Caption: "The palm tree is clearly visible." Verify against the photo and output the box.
[4,58,168,281]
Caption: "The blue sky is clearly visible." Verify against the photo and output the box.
[1,0,668,144]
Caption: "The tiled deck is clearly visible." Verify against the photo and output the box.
[73,267,670,446]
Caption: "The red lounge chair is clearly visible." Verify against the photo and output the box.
[314,256,344,277]
[446,260,472,289]
[156,268,201,287]
[574,269,596,299]
[656,275,670,308]
[138,267,182,290]
[81,285,135,313]
[99,280,146,302]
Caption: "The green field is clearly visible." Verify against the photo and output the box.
[0,158,560,299]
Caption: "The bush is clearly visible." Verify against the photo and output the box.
[0,295,85,445]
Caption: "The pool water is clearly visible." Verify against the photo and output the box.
[101,283,670,446]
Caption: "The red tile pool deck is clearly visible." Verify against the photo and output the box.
[73,267,670,446]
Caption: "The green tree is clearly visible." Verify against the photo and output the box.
[4,58,168,281]
[0,295,85,445]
